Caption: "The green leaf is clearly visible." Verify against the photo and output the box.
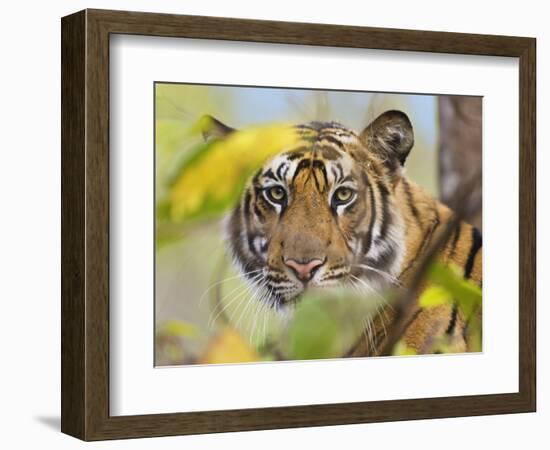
[393,341,417,356]
[419,285,453,309]
[159,320,199,338]
[426,262,482,319]
[288,296,340,360]
[165,120,303,223]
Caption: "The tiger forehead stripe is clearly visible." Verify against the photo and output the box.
[294,122,357,142]
[276,161,290,181]
[256,123,361,197]
[317,134,345,149]
[311,159,329,193]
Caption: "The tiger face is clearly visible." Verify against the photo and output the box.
[222,111,415,309]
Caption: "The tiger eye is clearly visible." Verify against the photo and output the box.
[334,187,352,202]
[267,186,286,202]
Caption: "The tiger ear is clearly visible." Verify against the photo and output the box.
[199,115,235,141]
[360,110,414,169]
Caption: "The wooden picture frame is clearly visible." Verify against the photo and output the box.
[61,9,536,441]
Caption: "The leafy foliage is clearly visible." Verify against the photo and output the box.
[155,320,199,365]
[426,262,482,320]
[392,342,418,356]
[200,328,260,365]
[163,119,301,223]
[417,262,483,352]
[157,261,483,364]
[286,295,341,360]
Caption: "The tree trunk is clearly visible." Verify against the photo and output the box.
[438,96,482,230]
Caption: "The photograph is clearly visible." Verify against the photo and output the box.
[154,83,483,366]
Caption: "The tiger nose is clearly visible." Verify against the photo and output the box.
[284,258,325,282]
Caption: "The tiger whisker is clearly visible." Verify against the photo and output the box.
[208,282,253,329]
[224,290,251,329]
[249,290,266,343]
[352,264,402,287]
[349,276,392,353]
[362,315,375,353]
[260,284,277,345]
[349,274,390,308]
[260,302,269,346]
[374,300,388,340]
[351,273,393,318]
[231,293,255,333]
[250,287,272,346]
[207,272,264,328]
[233,279,268,332]
[207,283,250,328]
[199,269,263,307]
[349,279,375,352]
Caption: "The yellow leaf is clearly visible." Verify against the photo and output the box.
[427,262,482,319]
[159,320,198,338]
[419,285,453,309]
[392,341,417,356]
[168,122,304,222]
[200,328,260,364]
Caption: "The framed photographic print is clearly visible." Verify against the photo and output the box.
[61,9,536,440]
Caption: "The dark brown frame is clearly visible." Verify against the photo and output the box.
[61,8,536,441]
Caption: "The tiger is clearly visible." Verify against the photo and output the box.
[206,110,482,356]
